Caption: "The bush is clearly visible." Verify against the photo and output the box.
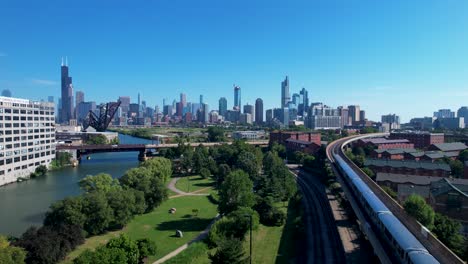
[209,237,246,264]
[404,194,435,228]
[254,197,286,226]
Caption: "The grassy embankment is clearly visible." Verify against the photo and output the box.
[62,195,217,264]
[165,200,302,264]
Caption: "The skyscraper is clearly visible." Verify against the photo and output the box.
[255,98,263,124]
[348,105,360,124]
[60,57,73,123]
[234,85,241,110]
[75,91,84,107]
[457,106,468,127]
[200,95,203,105]
[219,97,227,117]
[281,76,290,108]
[299,88,309,116]
[118,96,131,117]
[243,104,255,121]
[47,96,54,103]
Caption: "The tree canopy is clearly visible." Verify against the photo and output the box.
[218,170,255,215]
[404,194,435,228]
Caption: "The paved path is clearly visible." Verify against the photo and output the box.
[167,177,210,197]
[154,177,216,263]
[153,214,221,264]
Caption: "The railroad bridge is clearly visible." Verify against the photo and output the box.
[56,140,269,161]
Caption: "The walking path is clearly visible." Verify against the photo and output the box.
[152,214,221,264]
[167,177,211,197]
[153,177,217,263]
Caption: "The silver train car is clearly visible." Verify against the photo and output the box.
[333,154,439,264]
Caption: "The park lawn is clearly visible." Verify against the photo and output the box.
[175,175,214,193]
[61,196,217,264]
[164,242,213,264]
[243,201,299,264]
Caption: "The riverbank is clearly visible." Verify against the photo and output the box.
[0,134,151,237]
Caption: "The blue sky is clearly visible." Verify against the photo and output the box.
[1,0,468,122]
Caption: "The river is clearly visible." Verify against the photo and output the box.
[0,134,152,237]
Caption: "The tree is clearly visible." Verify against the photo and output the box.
[433,213,465,256]
[180,149,194,176]
[86,134,108,145]
[218,170,255,215]
[44,196,86,228]
[459,149,468,162]
[214,164,231,187]
[361,167,375,179]
[140,157,172,183]
[82,191,114,235]
[236,151,260,181]
[106,234,139,264]
[14,224,84,264]
[136,238,157,263]
[254,196,286,226]
[352,147,365,157]
[381,186,397,200]
[209,237,246,264]
[106,189,141,229]
[120,167,168,212]
[35,165,48,176]
[207,127,226,142]
[73,247,128,264]
[270,142,286,158]
[200,168,211,179]
[192,145,210,175]
[0,235,26,264]
[79,173,120,193]
[449,160,464,178]
[404,194,435,228]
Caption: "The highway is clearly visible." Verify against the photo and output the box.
[290,166,346,264]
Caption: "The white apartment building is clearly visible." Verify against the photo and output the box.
[0,96,56,186]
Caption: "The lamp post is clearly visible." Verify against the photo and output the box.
[244,214,252,264]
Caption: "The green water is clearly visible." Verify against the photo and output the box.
[0,134,152,237]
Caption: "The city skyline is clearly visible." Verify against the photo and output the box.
[2,1,468,122]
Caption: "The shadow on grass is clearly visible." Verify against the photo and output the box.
[193,182,214,188]
[275,199,302,264]
[156,218,212,233]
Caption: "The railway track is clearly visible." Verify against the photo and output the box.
[292,169,346,263]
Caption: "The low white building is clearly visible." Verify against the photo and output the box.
[232,131,265,140]
[0,96,56,186]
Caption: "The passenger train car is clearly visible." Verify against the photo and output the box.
[333,153,439,264]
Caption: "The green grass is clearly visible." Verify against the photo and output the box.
[242,201,301,264]
[175,175,214,193]
[61,196,217,264]
[164,242,212,264]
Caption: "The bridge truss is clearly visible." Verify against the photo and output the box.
[83,101,121,132]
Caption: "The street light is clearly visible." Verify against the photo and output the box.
[244,214,253,264]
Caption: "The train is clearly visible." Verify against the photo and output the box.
[333,153,439,264]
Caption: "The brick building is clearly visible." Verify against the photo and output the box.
[365,159,451,177]
[429,178,468,232]
[285,139,321,154]
[356,138,414,150]
[269,131,321,146]
[371,148,417,160]
[389,131,444,149]
[428,142,467,156]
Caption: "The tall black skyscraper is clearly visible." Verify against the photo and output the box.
[234,85,241,110]
[255,98,263,124]
[299,87,309,116]
[60,57,73,123]
[281,76,290,108]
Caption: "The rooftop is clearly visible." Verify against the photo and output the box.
[390,130,444,136]
[374,148,418,155]
[361,138,411,144]
[430,178,468,198]
[430,142,467,152]
[365,159,451,171]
